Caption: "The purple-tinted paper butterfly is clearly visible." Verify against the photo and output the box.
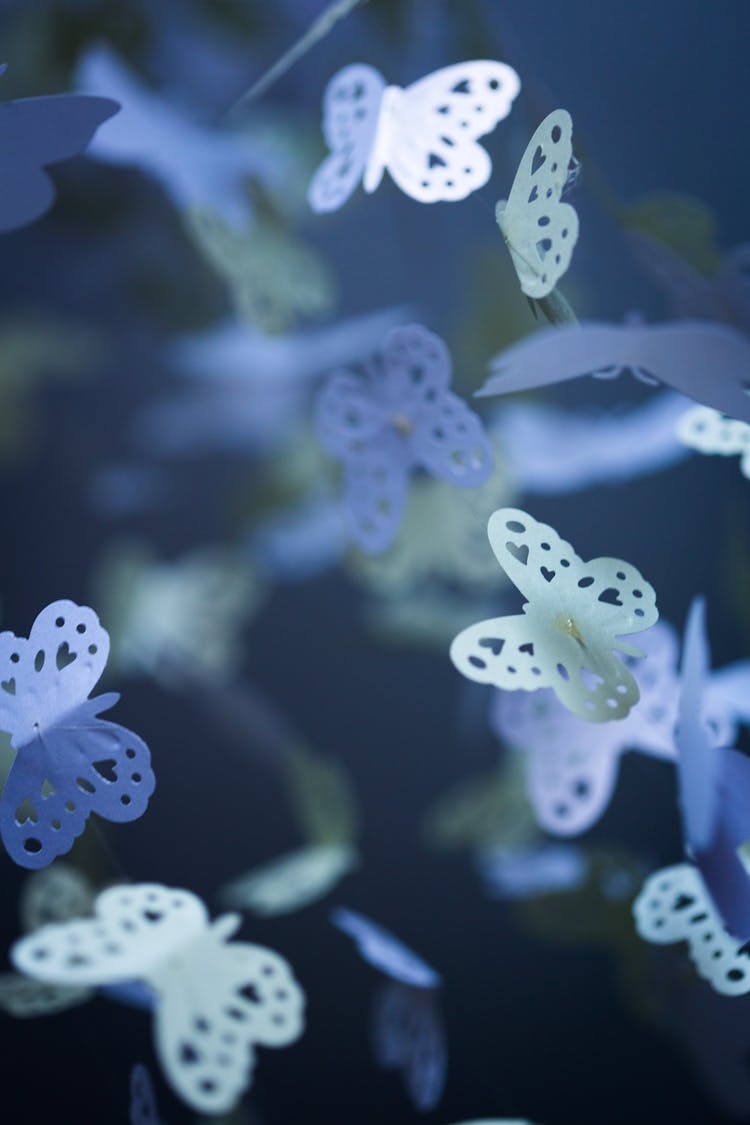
[331,907,447,1111]
[316,324,493,552]
[0,600,155,868]
[0,73,118,233]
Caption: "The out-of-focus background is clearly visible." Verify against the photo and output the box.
[0,1,749,1122]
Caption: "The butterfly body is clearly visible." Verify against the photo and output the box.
[308,61,521,212]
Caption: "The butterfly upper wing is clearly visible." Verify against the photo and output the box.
[152,924,305,1114]
[497,109,579,298]
[0,94,118,233]
[384,61,520,203]
[12,884,207,985]
[308,64,387,213]
[0,600,111,744]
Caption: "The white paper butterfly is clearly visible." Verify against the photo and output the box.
[496,109,579,298]
[633,863,750,996]
[676,404,750,478]
[308,61,521,212]
[449,508,659,722]
[11,883,305,1113]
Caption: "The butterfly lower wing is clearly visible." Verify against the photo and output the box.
[0,744,93,868]
[64,719,155,824]
[315,372,386,457]
[450,612,558,693]
[153,937,304,1113]
[343,436,410,553]
[387,61,520,203]
[0,95,118,232]
[526,742,621,836]
[633,863,750,996]
[403,993,447,1112]
[498,109,578,298]
[308,64,386,213]
[412,390,493,487]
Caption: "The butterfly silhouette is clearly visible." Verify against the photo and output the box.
[0,77,118,232]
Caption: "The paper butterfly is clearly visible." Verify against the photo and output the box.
[185,210,336,335]
[493,620,747,836]
[677,405,750,478]
[496,109,579,299]
[479,319,750,425]
[423,753,537,853]
[11,882,306,1113]
[308,60,520,212]
[370,980,447,1112]
[450,508,659,722]
[130,1063,164,1125]
[491,392,689,495]
[633,863,750,997]
[74,45,271,226]
[220,844,358,916]
[0,600,155,868]
[633,600,750,991]
[316,323,493,552]
[0,864,96,1019]
[332,907,446,1111]
[0,81,118,232]
[475,842,588,900]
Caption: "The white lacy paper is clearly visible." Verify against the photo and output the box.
[12,883,305,1113]
[633,863,750,996]
[496,110,579,298]
[450,508,659,721]
[677,404,750,478]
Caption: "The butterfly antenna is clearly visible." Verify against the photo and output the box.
[223,0,372,122]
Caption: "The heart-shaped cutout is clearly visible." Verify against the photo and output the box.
[506,541,529,565]
[541,566,555,582]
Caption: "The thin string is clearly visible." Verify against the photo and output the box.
[223,0,372,123]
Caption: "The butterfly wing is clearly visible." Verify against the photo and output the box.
[497,109,579,298]
[403,992,447,1112]
[0,94,118,232]
[308,64,387,213]
[677,405,750,477]
[526,741,622,836]
[0,971,91,1018]
[633,863,750,996]
[331,907,441,987]
[152,927,305,1113]
[384,61,520,203]
[12,884,207,985]
[20,863,96,932]
[129,1063,163,1125]
[0,600,111,742]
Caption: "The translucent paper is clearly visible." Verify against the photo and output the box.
[496,110,579,298]
[0,601,155,868]
[12,883,306,1114]
[450,508,659,722]
[479,320,750,425]
[677,405,750,478]
[220,844,358,916]
[308,61,520,211]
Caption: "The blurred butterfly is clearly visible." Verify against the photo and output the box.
[130,1063,164,1125]
[479,319,750,426]
[677,405,750,478]
[0,76,118,232]
[316,324,493,552]
[220,844,358,916]
[332,907,446,1111]
[0,600,155,868]
[494,619,750,836]
[12,882,306,1113]
[633,600,750,993]
[496,109,579,299]
[74,45,271,225]
[450,508,659,722]
[308,61,520,212]
[0,863,95,1018]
